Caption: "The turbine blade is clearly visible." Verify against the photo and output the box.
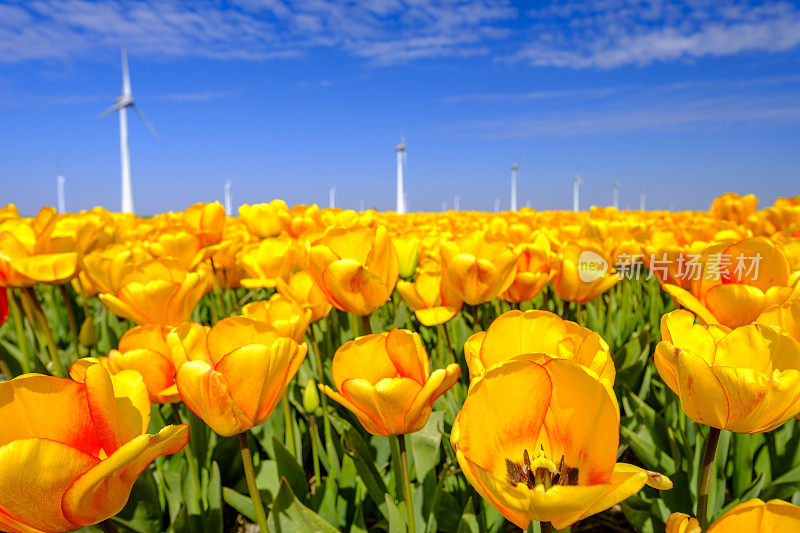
[98,103,122,118]
[121,48,131,96]
[131,104,160,140]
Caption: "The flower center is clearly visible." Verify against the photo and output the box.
[505,446,579,490]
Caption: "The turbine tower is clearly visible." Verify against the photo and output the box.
[573,174,582,212]
[510,162,519,211]
[100,48,159,214]
[640,187,647,211]
[395,139,407,214]
[329,186,336,208]
[454,195,460,211]
[613,182,620,209]
[224,178,232,215]
[56,171,66,213]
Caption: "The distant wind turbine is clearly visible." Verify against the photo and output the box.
[329,186,336,208]
[224,179,232,215]
[494,198,500,212]
[640,187,647,211]
[395,139,407,214]
[510,162,519,211]
[613,181,620,209]
[454,195,460,211]
[573,174,582,212]
[99,48,159,214]
[56,170,66,213]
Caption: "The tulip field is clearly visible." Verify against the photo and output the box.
[3,192,800,533]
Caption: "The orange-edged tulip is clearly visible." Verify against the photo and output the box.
[664,237,797,328]
[655,309,800,433]
[144,229,217,271]
[440,231,517,306]
[239,200,287,239]
[182,201,226,247]
[308,225,399,316]
[711,192,758,224]
[551,239,618,304]
[99,258,212,326]
[242,293,311,343]
[171,317,306,437]
[107,324,180,403]
[238,237,295,289]
[500,232,555,303]
[757,297,800,341]
[319,329,460,436]
[78,243,151,297]
[463,310,615,384]
[396,267,462,326]
[276,270,332,323]
[666,499,800,532]
[0,362,188,533]
[451,356,670,530]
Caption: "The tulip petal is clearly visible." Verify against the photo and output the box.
[704,284,766,328]
[415,306,460,327]
[99,293,149,325]
[714,323,800,373]
[216,340,305,425]
[340,377,422,436]
[108,348,177,403]
[324,259,390,316]
[175,361,253,437]
[666,513,701,533]
[0,438,99,532]
[405,364,460,433]
[62,425,189,527]
[206,316,280,365]
[384,329,427,384]
[663,284,719,325]
[331,335,399,391]
[0,374,101,455]
[319,384,388,436]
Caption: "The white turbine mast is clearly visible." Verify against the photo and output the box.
[510,162,519,211]
[395,138,407,214]
[613,181,620,209]
[56,170,66,214]
[329,186,336,208]
[99,48,159,214]
[573,174,582,212]
[454,195,460,211]
[494,198,500,213]
[640,187,647,211]
[224,178,232,216]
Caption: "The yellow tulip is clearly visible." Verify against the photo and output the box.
[551,239,618,304]
[99,258,212,326]
[79,243,151,297]
[396,267,462,326]
[182,201,226,247]
[319,329,460,436]
[500,232,555,303]
[276,270,332,323]
[0,362,187,533]
[145,229,216,271]
[171,316,306,437]
[664,237,796,328]
[655,309,800,432]
[711,192,758,225]
[107,324,181,403]
[308,225,399,316]
[242,293,311,343]
[440,231,517,306]
[451,356,670,530]
[239,200,287,238]
[757,297,800,341]
[667,499,800,532]
[392,236,420,279]
[463,310,615,384]
[238,237,295,289]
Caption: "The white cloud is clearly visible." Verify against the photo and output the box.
[513,0,800,68]
[0,0,516,64]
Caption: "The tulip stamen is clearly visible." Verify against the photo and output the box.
[506,447,579,490]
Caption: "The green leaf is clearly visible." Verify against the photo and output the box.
[410,411,443,484]
[268,478,339,532]
[272,436,310,500]
[206,461,223,533]
[340,424,389,517]
[222,487,255,523]
[456,497,479,533]
[385,493,406,533]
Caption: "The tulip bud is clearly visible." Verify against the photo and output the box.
[303,378,320,415]
[79,315,97,348]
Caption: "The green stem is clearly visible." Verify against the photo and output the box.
[97,519,120,533]
[7,290,31,373]
[310,415,322,490]
[282,393,296,456]
[311,324,339,476]
[394,434,416,533]
[697,426,722,529]
[0,346,11,378]
[239,432,270,532]
[576,302,584,325]
[438,324,456,365]
[170,404,203,513]
[471,305,480,334]
[59,284,81,360]
[21,287,66,377]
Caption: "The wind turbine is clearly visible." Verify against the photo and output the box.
[573,174,582,212]
[329,186,336,208]
[224,179,232,215]
[494,198,500,213]
[99,48,159,214]
[395,139,407,214]
[613,181,620,209]
[510,162,519,211]
[454,195,460,211]
[640,187,647,211]
[56,170,66,213]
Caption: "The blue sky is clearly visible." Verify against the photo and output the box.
[2,0,800,215]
